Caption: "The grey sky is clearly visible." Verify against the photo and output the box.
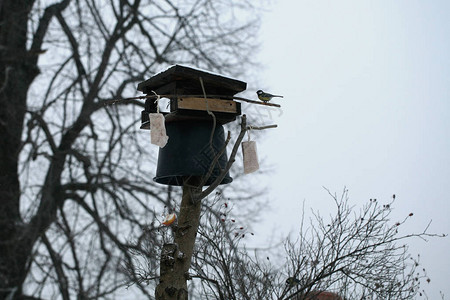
[249,1,450,298]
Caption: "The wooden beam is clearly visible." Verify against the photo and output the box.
[177,97,238,113]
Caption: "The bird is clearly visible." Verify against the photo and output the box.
[256,90,283,102]
[286,277,300,286]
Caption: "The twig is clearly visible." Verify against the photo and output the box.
[247,124,278,130]
[99,94,282,108]
[196,115,249,201]
[198,131,232,188]
[423,219,432,234]
[234,96,281,107]
[190,274,225,300]
[195,115,278,202]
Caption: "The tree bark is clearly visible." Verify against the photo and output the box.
[0,1,71,298]
[0,1,39,297]
[155,177,202,300]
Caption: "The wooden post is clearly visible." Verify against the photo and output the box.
[155,177,202,300]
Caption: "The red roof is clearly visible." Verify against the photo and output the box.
[305,291,343,300]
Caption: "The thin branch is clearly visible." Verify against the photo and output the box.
[99,94,282,108]
[196,114,248,200]
[29,0,72,65]
[198,131,231,188]
[40,234,70,300]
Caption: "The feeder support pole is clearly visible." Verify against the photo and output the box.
[155,177,202,300]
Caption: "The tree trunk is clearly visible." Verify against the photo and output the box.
[155,177,202,300]
[0,1,40,298]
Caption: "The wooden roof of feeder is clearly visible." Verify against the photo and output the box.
[138,65,246,128]
[137,64,246,95]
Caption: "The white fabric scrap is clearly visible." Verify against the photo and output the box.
[241,141,259,174]
[149,113,169,148]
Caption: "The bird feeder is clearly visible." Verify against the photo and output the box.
[138,65,246,186]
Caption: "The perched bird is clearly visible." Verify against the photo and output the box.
[256,90,284,102]
[286,277,300,286]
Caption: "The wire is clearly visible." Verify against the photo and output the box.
[199,77,220,172]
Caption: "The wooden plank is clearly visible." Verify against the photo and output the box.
[177,97,237,113]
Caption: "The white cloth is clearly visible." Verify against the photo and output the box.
[149,113,169,148]
[241,141,259,174]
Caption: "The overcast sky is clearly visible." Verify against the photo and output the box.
[246,1,450,298]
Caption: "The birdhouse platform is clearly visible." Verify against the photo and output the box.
[138,65,246,128]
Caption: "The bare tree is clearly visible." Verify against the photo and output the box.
[174,190,444,299]
[0,0,260,298]
[276,190,440,300]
